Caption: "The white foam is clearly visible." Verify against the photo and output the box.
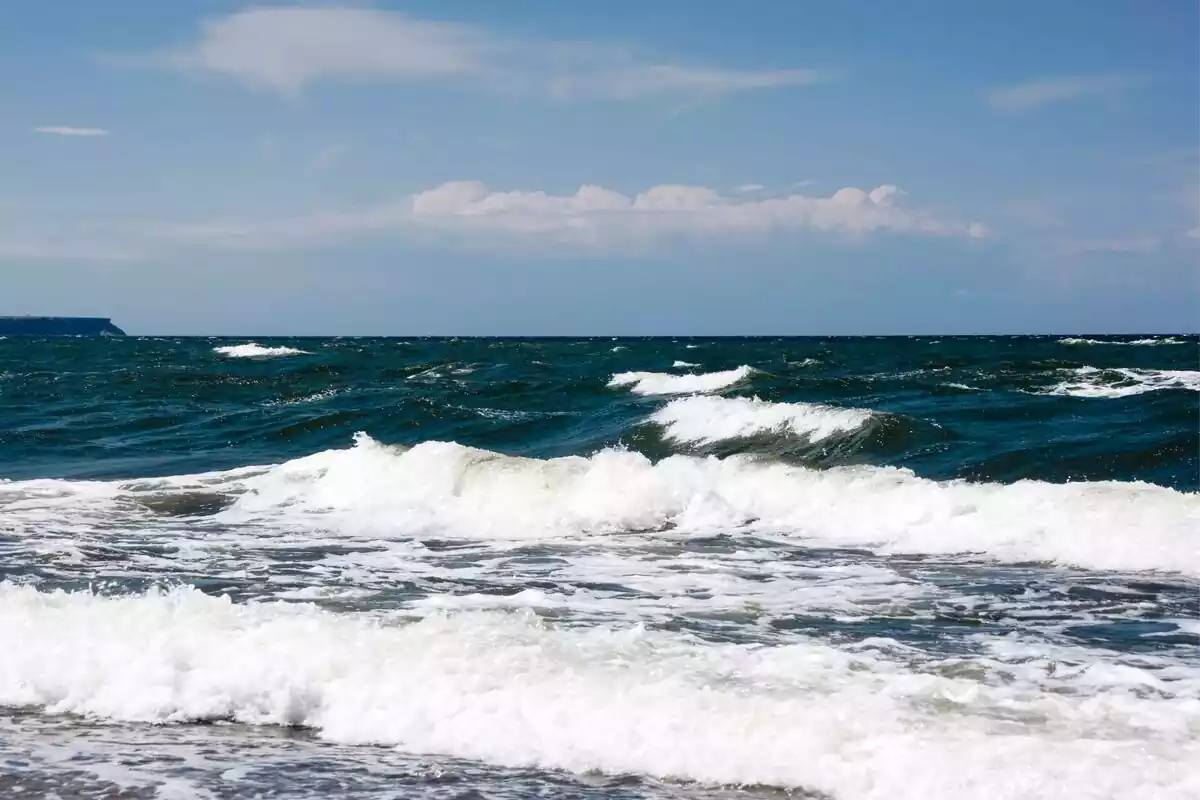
[651,395,873,445]
[608,366,755,395]
[1058,337,1187,346]
[205,434,1200,574]
[6,434,1199,575]
[671,360,699,368]
[214,343,309,358]
[2,584,1196,800]
[1042,367,1200,398]
[264,388,340,406]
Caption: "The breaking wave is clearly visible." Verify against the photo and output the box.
[608,366,756,395]
[15,433,1195,575]
[650,395,874,446]
[214,343,310,358]
[1041,367,1200,398]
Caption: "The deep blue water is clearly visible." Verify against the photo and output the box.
[0,335,1197,800]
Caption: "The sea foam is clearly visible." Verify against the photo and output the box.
[214,343,310,358]
[206,434,1200,574]
[1,584,1196,800]
[1041,367,1200,398]
[6,433,1199,574]
[651,395,873,445]
[608,366,755,395]
[1058,337,1186,346]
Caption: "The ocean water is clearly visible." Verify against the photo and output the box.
[0,335,1197,800]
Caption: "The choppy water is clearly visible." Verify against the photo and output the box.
[1,335,1197,800]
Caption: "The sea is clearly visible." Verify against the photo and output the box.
[0,334,1197,800]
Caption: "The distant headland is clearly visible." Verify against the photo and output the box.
[0,316,126,336]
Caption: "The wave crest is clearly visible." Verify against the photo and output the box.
[651,395,873,446]
[214,343,310,358]
[1041,367,1200,398]
[608,366,755,395]
[200,434,1200,574]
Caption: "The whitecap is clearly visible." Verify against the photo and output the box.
[1041,367,1200,398]
[1058,337,1187,346]
[214,343,309,358]
[7,433,1199,575]
[197,434,1200,574]
[651,395,873,445]
[608,366,755,395]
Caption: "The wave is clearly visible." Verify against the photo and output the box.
[214,343,310,358]
[3,583,1196,800]
[1058,337,1187,346]
[263,388,341,407]
[608,366,755,395]
[6,433,1197,573]
[651,395,874,446]
[1041,367,1200,398]
[21,434,1172,575]
[672,360,698,368]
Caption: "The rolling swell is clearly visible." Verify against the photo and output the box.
[1,336,1196,488]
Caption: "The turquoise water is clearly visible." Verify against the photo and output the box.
[0,335,1197,799]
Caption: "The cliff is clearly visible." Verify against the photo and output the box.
[0,316,127,336]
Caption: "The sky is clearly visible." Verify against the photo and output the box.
[1,0,1197,335]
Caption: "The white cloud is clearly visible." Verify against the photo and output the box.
[160,7,828,100]
[160,180,985,252]
[549,64,824,100]
[168,8,481,93]
[34,126,109,137]
[733,184,765,194]
[984,74,1144,112]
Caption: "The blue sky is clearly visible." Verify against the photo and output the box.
[1,0,1196,334]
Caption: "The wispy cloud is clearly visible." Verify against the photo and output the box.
[733,184,765,194]
[34,126,109,137]
[156,7,831,100]
[1060,234,1160,255]
[0,236,136,261]
[156,180,985,252]
[984,73,1145,112]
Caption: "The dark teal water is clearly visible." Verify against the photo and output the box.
[0,335,1197,799]
[3,335,1196,486]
